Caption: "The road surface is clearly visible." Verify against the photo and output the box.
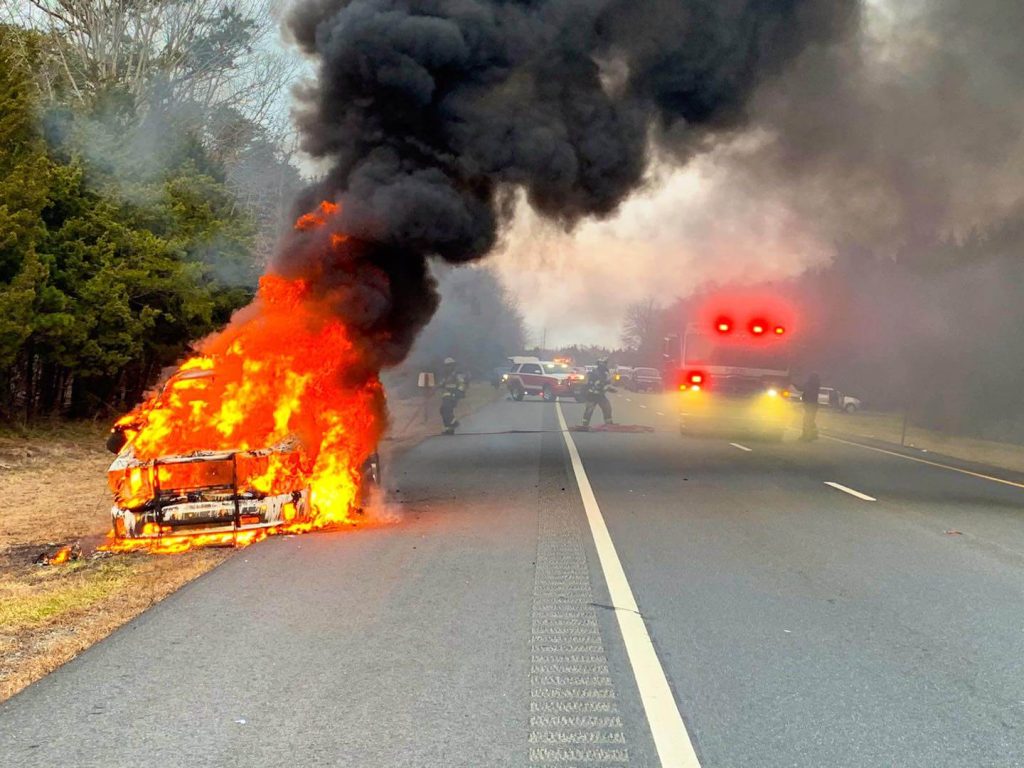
[3,392,1024,767]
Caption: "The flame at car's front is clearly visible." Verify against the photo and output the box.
[103,202,384,553]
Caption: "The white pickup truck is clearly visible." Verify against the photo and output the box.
[789,386,863,413]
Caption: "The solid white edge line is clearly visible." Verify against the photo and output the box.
[824,481,877,502]
[555,402,701,768]
[822,434,1024,491]
[729,443,753,452]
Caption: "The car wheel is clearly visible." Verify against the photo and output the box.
[512,386,525,401]
[844,403,857,414]
[542,385,556,402]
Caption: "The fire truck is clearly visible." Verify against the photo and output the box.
[664,297,797,440]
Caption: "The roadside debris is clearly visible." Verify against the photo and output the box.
[35,543,81,566]
[944,529,963,536]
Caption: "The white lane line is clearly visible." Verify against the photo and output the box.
[640,404,648,409]
[656,412,665,416]
[729,442,752,452]
[626,398,633,402]
[555,402,702,768]
[823,435,1024,491]
[824,481,877,502]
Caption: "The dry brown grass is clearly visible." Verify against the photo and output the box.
[0,423,227,702]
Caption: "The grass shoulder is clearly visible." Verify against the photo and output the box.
[0,421,227,702]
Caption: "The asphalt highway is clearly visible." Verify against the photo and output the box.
[3,391,1024,767]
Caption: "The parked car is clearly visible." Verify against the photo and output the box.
[611,366,634,385]
[489,365,513,388]
[505,361,573,401]
[625,367,663,392]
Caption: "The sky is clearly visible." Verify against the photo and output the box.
[491,148,831,348]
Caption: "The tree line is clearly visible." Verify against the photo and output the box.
[0,2,301,421]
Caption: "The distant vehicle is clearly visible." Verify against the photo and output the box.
[612,366,634,385]
[789,386,862,413]
[821,387,862,413]
[625,367,663,393]
[506,361,573,402]
[567,367,589,402]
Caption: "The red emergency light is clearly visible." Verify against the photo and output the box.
[774,325,786,335]
[715,317,732,334]
[679,370,707,392]
[750,321,766,335]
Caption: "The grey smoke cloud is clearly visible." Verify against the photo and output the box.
[744,0,1024,250]
[490,0,1024,349]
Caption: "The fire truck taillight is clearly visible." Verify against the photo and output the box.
[774,325,786,335]
[680,371,705,391]
[750,321,766,335]
[716,318,732,333]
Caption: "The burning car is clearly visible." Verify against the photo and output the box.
[106,366,381,543]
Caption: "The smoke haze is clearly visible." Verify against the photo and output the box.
[279,0,856,364]
[493,0,1024,346]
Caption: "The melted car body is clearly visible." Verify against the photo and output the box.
[106,368,379,540]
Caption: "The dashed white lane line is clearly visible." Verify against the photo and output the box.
[639,404,647,409]
[625,398,632,402]
[823,434,1024,491]
[556,402,702,768]
[824,481,877,502]
[656,412,665,417]
[729,443,752,452]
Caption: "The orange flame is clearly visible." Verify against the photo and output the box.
[103,201,386,554]
[49,545,74,565]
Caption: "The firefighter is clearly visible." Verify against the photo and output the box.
[439,357,467,435]
[800,372,821,441]
[581,358,615,430]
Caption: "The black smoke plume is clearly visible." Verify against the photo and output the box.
[278,0,857,368]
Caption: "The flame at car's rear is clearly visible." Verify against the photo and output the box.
[104,203,385,552]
